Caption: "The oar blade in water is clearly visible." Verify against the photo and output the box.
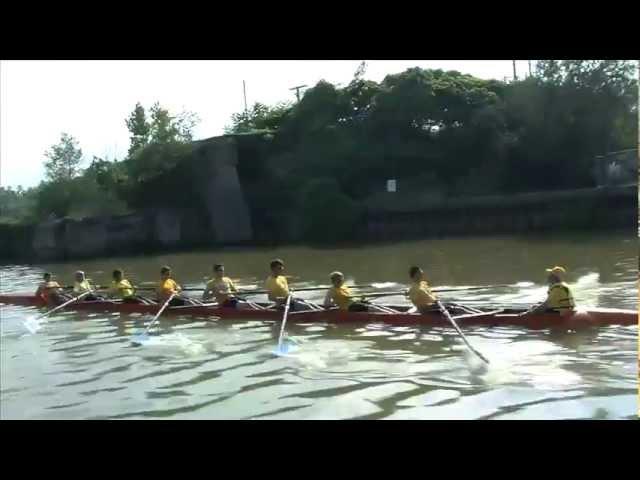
[131,332,150,346]
[273,340,298,357]
[23,317,44,334]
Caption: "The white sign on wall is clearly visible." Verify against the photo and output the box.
[387,179,397,193]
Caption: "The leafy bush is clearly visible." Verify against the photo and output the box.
[297,178,362,243]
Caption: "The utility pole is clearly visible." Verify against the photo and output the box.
[243,80,248,113]
[512,60,517,81]
[289,84,308,102]
[528,60,533,77]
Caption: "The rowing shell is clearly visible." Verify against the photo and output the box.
[1,294,636,329]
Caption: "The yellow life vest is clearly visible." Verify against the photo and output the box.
[547,282,575,312]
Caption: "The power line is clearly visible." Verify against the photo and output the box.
[243,80,248,113]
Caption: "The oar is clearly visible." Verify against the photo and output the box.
[131,293,176,345]
[32,290,93,321]
[360,290,407,299]
[357,282,535,299]
[23,289,94,334]
[434,284,523,293]
[436,300,489,364]
[274,295,293,356]
[238,284,380,296]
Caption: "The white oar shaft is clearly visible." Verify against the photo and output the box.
[34,290,93,320]
[143,293,176,335]
[436,300,489,364]
[433,284,513,293]
[277,295,292,349]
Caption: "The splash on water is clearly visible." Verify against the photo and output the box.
[572,272,601,308]
[134,332,207,356]
[23,317,45,334]
[370,282,398,289]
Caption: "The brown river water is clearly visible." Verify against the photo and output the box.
[1,232,637,419]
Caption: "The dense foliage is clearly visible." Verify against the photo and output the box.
[229,61,637,198]
[227,61,638,241]
[2,61,637,245]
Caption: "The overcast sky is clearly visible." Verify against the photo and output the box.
[0,60,534,188]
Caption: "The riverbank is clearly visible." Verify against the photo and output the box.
[0,184,636,263]
[363,184,637,241]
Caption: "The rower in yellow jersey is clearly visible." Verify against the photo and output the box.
[265,259,289,305]
[203,264,239,307]
[157,266,195,306]
[264,258,318,311]
[323,271,388,312]
[528,266,576,315]
[35,272,63,305]
[407,266,438,313]
[72,271,100,301]
[107,269,150,304]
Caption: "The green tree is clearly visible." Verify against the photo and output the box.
[226,102,292,134]
[0,186,37,223]
[297,178,361,243]
[125,102,151,157]
[85,157,128,194]
[148,102,199,145]
[120,102,200,206]
[44,133,83,182]
[126,102,199,157]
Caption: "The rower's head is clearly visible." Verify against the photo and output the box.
[160,266,172,280]
[545,266,566,285]
[409,266,424,282]
[270,258,285,275]
[330,271,345,287]
[113,269,123,282]
[75,271,85,282]
[213,264,225,279]
[43,272,52,282]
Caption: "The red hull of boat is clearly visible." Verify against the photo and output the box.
[1,294,636,329]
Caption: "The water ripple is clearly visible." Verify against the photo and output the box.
[1,241,637,419]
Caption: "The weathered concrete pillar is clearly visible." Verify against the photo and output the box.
[105,212,153,255]
[193,136,253,243]
[154,209,182,248]
[64,218,108,258]
[32,219,67,261]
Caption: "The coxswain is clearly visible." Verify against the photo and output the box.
[323,271,389,312]
[35,272,63,305]
[407,266,438,313]
[203,264,239,307]
[528,266,575,315]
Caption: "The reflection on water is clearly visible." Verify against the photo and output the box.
[1,232,637,419]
